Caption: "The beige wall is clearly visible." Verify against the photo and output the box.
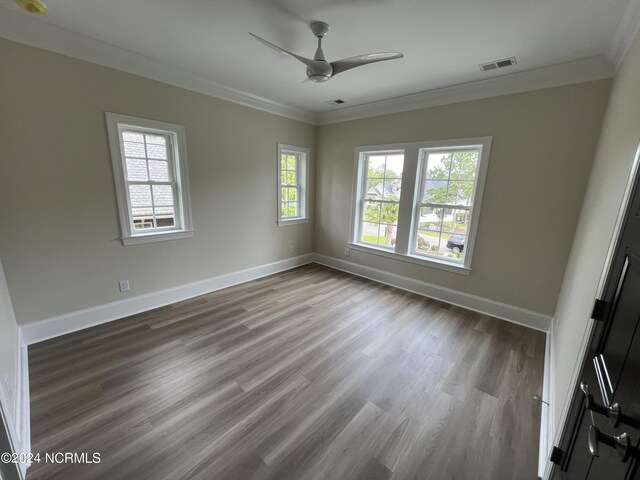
[0,39,315,324]
[551,33,640,441]
[0,256,19,426]
[315,81,611,315]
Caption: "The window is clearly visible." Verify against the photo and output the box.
[106,113,193,245]
[277,143,309,225]
[359,151,404,247]
[351,137,492,273]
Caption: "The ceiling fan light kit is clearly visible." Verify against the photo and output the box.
[250,21,403,83]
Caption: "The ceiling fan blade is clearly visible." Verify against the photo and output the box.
[330,52,404,76]
[249,33,316,68]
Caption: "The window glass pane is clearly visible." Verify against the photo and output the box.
[131,207,153,230]
[417,206,441,232]
[126,158,148,181]
[155,207,175,227]
[361,222,383,246]
[366,178,383,198]
[425,153,450,180]
[287,187,298,202]
[281,155,287,171]
[122,132,144,143]
[423,180,447,203]
[148,160,169,182]
[446,181,474,206]
[123,141,146,158]
[368,156,386,177]
[152,185,174,206]
[283,203,298,217]
[385,154,404,178]
[286,171,296,185]
[449,151,478,180]
[446,208,471,236]
[145,135,166,146]
[287,155,297,170]
[129,185,151,207]
[382,180,401,200]
[131,207,153,216]
[415,229,433,254]
[146,143,167,160]
[363,201,382,224]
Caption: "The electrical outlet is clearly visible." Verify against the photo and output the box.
[118,280,130,293]
[289,245,294,254]
[345,248,350,257]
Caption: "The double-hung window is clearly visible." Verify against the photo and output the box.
[351,137,491,273]
[277,143,309,225]
[106,113,193,245]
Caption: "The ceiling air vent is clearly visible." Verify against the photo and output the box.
[479,57,516,72]
[327,99,346,105]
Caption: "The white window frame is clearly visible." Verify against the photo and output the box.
[106,113,194,245]
[277,143,310,226]
[350,137,492,274]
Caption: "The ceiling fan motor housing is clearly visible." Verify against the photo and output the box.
[307,62,332,82]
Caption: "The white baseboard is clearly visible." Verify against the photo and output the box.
[539,328,554,479]
[0,329,30,478]
[20,254,314,345]
[311,253,552,332]
[15,328,30,477]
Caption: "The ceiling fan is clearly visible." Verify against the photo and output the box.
[249,22,403,83]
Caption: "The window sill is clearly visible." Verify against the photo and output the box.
[121,230,194,246]
[348,242,471,276]
[277,217,310,226]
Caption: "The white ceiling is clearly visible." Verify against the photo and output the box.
[0,0,637,122]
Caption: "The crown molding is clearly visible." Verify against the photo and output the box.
[316,56,614,125]
[0,5,620,127]
[0,5,316,125]
[608,0,640,72]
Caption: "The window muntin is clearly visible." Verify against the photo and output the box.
[413,148,480,264]
[277,144,309,225]
[351,138,491,272]
[106,113,193,245]
[359,152,404,248]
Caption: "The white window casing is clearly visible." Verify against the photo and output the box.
[106,112,193,245]
[350,137,492,274]
[277,143,310,226]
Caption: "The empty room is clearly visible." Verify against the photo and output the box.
[1,0,640,479]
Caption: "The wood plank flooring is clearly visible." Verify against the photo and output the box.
[26,264,545,480]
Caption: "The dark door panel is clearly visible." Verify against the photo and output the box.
[551,156,640,478]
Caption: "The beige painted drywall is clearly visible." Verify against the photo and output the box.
[0,39,315,324]
[315,80,612,315]
[550,32,640,444]
[0,256,19,426]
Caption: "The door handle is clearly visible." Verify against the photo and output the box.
[581,382,626,428]
[588,425,636,462]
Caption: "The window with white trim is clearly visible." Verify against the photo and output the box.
[106,113,193,245]
[277,143,309,225]
[351,137,491,273]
